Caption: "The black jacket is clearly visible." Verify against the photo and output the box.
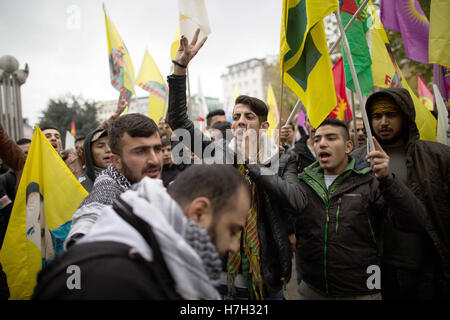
[254,155,427,296]
[291,134,316,174]
[352,87,450,280]
[167,74,293,296]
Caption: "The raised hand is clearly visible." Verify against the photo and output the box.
[365,137,390,180]
[173,28,208,75]
[114,90,128,117]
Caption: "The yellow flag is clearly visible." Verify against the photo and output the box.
[368,3,437,142]
[429,0,450,67]
[103,5,136,102]
[171,25,181,62]
[0,127,88,299]
[148,94,166,123]
[136,50,168,122]
[233,83,240,102]
[280,0,338,128]
[266,84,279,137]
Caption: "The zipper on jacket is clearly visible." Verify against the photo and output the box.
[336,198,341,233]
[324,207,330,295]
[367,217,377,245]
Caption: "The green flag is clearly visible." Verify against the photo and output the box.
[340,0,373,96]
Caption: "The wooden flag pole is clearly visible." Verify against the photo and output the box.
[334,10,375,152]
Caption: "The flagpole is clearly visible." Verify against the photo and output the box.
[334,11,375,152]
[351,91,358,147]
[329,0,370,55]
[284,99,301,125]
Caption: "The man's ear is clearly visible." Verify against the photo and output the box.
[345,139,354,154]
[260,121,269,130]
[110,153,122,172]
[185,197,212,229]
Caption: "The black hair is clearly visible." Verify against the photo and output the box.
[167,164,250,219]
[40,126,61,134]
[75,136,86,143]
[234,95,268,123]
[317,117,350,141]
[108,113,159,155]
[161,136,171,147]
[211,121,231,141]
[16,138,31,145]
[206,109,226,127]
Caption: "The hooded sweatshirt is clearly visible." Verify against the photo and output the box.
[352,87,450,278]
[78,177,222,299]
[78,128,108,193]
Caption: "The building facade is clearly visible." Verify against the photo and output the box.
[95,96,149,123]
[221,58,266,118]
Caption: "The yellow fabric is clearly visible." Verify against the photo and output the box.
[148,94,166,123]
[0,127,88,299]
[171,25,181,61]
[368,2,437,142]
[429,0,450,67]
[266,84,279,137]
[280,0,339,128]
[103,6,136,96]
[136,50,167,122]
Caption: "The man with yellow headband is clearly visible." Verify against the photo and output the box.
[352,87,450,299]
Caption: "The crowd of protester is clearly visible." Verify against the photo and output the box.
[0,29,449,300]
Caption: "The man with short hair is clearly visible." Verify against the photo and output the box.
[66,113,163,247]
[33,164,250,300]
[256,117,427,299]
[78,129,112,192]
[206,109,227,130]
[41,126,83,178]
[348,117,366,149]
[75,136,85,167]
[161,136,183,187]
[16,138,31,156]
[168,29,295,299]
[352,87,450,299]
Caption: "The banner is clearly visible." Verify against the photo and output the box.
[0,127,88,299]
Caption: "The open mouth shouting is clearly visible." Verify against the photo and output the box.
[318,150,332,163]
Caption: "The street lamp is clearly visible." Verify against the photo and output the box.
[0,55,29,141]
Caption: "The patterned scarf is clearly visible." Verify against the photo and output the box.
[226,154,264,300]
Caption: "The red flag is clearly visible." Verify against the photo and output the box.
[329,57,352,121]
[70,120,76,137]
[417,75,434,111]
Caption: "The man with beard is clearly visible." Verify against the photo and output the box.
[65,113,163,248]
[32,165,250,300]
[255,117,427,299]
[352,88,450,299]
[168,29,296,300]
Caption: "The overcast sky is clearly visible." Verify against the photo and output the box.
[0,0,284,126]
